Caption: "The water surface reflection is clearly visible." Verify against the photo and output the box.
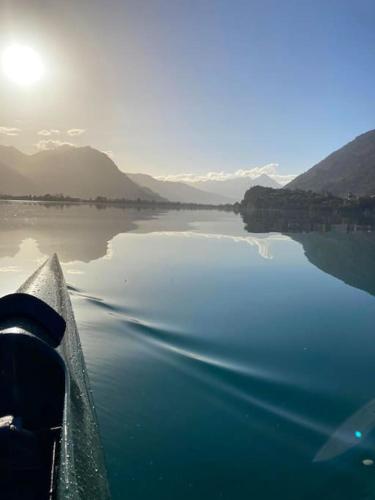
[1,202,375,499]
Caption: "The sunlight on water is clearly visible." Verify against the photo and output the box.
[1,202,375,499]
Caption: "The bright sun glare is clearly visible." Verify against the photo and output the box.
[1,45,44,86]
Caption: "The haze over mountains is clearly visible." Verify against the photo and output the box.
[288,130,375,196]
[128,173,232,205]
[0,145,162,201]
[0,160,36,195]
[0,145,285,204]
[185,174,280,202]
[2,129,375,204]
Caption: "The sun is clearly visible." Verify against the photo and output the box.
[1,45,44,86]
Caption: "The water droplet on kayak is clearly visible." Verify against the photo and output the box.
[362,459,374,466]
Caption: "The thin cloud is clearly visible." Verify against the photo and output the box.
[67,128,86,136]
[35,139,76,151]
[0,126,21,136]
[157,164,296,186]
[37,129,60,136]
[271,173,297,185]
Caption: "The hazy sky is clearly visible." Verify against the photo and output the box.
[0,0,374,178]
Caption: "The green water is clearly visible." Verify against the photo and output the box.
[0,202,374,499]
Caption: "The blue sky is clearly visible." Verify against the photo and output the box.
[1,0,374,179]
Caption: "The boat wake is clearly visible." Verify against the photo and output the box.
[69,285,375,469]
[70,286,370,461]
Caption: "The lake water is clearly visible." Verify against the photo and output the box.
[0,201,375,499]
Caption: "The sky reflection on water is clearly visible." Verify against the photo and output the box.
[0,202,375,499]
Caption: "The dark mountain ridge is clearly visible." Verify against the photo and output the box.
[287,130,375,196]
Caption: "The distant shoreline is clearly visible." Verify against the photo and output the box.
[0,194,235,211]
[239,186,375,217]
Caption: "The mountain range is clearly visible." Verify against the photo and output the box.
[0,145,281,204]
[0,145,162,201]
[3,129,375,203]
[127,173,232,205]
[288,130,375,196]
[184,174,280,202]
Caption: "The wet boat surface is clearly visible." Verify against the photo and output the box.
[0,255,111,499]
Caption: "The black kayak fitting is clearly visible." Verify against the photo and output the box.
[0,254,111,500]
[0,293,66,348]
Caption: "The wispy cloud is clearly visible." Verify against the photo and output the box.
[67,128,86,136]
[0,126,21,136]
[37,129,60,136]
[157,164,296,186]
[35,139,76,151]
[0,266,21,272]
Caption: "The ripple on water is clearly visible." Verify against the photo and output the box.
[76,288,336,442]
[71,284,375,499]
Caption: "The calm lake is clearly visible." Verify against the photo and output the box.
[0,201,375,500]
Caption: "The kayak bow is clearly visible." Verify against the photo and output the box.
[0,254,111,499]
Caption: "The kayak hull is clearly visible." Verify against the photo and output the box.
[0,255,111,499]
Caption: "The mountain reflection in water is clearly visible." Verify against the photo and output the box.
[1,202,375,499]
[241,209,375,468]
[241,209,375,297]
[0,202,283,263]
[0,202,157,262]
